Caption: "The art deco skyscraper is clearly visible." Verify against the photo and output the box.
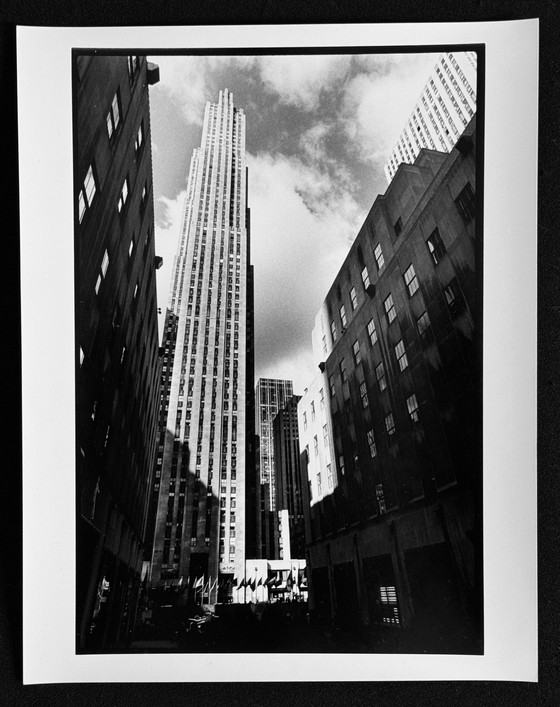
[149,89,253,600]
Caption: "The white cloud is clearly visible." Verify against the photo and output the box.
[248,150,363,390]
[341,53,441,165]
[257,54,351,110]
[154,191,187,339]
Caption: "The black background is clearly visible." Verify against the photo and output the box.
[2,1,557,704]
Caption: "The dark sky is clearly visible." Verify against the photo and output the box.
[148,52,444,392]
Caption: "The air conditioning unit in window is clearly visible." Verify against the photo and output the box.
[318,362,326,372]
[366,283,376,298]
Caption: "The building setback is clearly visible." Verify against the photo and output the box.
[384,51,477,184]
[75,55,161,652]
[299,118,481,651]
[272,394,306,560]
[255,378,294,558]
[149,89,254,603]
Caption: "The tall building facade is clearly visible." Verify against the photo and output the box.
[272,394,306,560]
[75,55,161,651]
[149,90,254,603]
[255,378,293,558]
[384,52,477,183]
[300,118,482,651]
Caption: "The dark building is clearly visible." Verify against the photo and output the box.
[255,378,294,559]
[75,55,161,651]
[273,395,306,559]
[298,118,481,652]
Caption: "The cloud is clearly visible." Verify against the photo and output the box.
[154,191,187,338]
[341,53,441,165]
[257,55,351,111]
[150,55,259,126]
[248,150,363,390]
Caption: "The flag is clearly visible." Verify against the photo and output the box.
[237,577,246,589]
[257,576,263,587]
[250,577,256,592]
[194,575,204,589]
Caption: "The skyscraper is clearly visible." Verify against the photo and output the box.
[255,377,293,558]
[384,52,477,183]
[75,55,161,651]
[149,89,253,603]
[272,395,306,560]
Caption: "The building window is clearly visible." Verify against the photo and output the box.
[385,412,396,436]
[455,182,475,223]
[407,393,419,422]
[361,266,370,289]
[375,362,387,392]
[443,277,466,317]
[367,428,377,458]
[319,388,325,409]
[330,320,337,342]
[322,335,328,356]
[78,164,96,223]
[352,339,361,365]
[303,411,307,430]
[323,424,329,447]
[326,463,334,489]
[374,243,384,271]
[316,472,322,496]
[350,286,358,311]
[426,227,446,265]
[395,340,408,371]
[106,91,120,138]
[360,381,369,408]
[379,586,400,624]
[339,358,347,383]
[329,375,335,397]
[118,176,129,213]
[313,435,319,456]
[95,249,110,294]
[394,217,403,237]
[135,122,144,154]
[127,55,139,80]
[416,311,432,342]
[375,483,386,514]
[340,305,347,328]
[403,264,419,297]
[338,454,346,476]
[384,294,397,323]
[367,318,378,346]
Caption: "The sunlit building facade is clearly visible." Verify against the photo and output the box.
[149,89,254,603]
[384,51,477,183]
[301,119,482,651]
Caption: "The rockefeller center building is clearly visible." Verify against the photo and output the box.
[299,117,482,652]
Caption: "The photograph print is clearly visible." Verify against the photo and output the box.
[74,47,482,655]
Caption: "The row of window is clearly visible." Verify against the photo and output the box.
[328,187,473,345]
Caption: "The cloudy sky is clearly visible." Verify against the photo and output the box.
[147,51,442,393]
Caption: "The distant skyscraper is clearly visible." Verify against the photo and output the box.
[149,89,253,602]
[384,51,477,183]
[273,394,306,560]
[255,378,293,558]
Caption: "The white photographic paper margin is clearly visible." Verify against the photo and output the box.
[18,20,538,684]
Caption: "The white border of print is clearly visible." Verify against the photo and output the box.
[19,20,538,683]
